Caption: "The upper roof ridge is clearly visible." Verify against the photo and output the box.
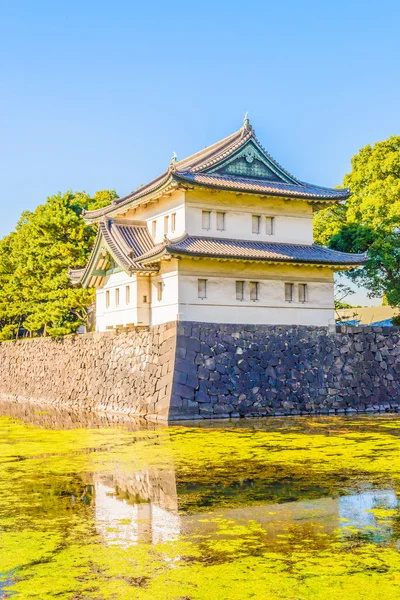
[81,117,349,223]
[175,127,245,172]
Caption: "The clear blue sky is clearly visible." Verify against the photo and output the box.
[1,0,399,304]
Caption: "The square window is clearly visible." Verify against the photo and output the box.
[157,281,163,302]
[164,215,169,235]
[285,283,293,302]
[171,213,176,232]
[252,215,260,234]
[202,211,211,230]
[217,212,225,231]
[250,281,259,301]
[115,288,120,307]
[265,216,274,235]
[198,279,207,299]
[299,283,307,303]
[125,285,130,305]
[152,220,157,238]
[236,281,244,301]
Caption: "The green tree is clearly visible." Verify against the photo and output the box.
[314,136,400,307]
[0,189,118,339]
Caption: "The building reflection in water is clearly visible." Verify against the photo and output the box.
[339,489,398,540]
[93,471,181,547]
[91,470,398,548]
[1,399,398,548]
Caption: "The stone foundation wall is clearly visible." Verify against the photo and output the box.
[169,322,400,419]
[0,322,176,421]
[0,321,399,421]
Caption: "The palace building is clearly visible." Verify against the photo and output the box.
[70,116,366,331]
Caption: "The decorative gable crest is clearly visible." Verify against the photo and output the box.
[206,139,297,183]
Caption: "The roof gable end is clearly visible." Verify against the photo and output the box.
[205,138,297,184]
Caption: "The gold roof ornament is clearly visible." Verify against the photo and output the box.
[169,151,178,171]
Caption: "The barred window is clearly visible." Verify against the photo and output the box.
[202,211,211,230]
[217,212,225,231]
[299,283,308,303]
[236,280,244,301]
[171,212,176,232]
[152,220,157,238]
[250,281,259,301]
[115,288,120,307]
[106,290,110,309]
[265,216,274,235]
[157,282,163,302]
[198,279,207,299]
[252,215,261,234]
[164,215,169,235]
[125,285,130,305]
[285,283,293,302]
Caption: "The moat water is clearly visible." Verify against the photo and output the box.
[1,400,400,599]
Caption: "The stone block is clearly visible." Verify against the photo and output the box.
[204,358,216,370]
[175,358,198,377]
[195,390,210,404]
[198,367,209,380]
[173,383,195,400]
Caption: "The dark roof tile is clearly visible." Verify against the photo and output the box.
[82,121,348,222]
[139,235,366,266]
[175,172,348,200]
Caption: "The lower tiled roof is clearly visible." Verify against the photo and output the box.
[109,219,155,264]
[68,267,86,284]
[141,236,367,266]
[69,218,157,286]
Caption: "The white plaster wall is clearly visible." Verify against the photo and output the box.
[150,259,180,325]
[96,271,140,331]
[176,259,335,327]
[122,190,185,244]
[136,275,151,326]
[185,190,313,244]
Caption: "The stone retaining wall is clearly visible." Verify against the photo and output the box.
[0,321,399,421]
[0,322,176,421]
[169,323,400,419]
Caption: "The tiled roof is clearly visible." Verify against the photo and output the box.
[107,219,155,265]
[69,218,157,286]
[68,267,86,284]
[174,173,349,200]
[139,235,367,266]
[70,221,366,288]
[175,125,301,185]
[82,171,172,222]
[82,120,349,222]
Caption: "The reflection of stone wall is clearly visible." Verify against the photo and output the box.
[0,321,399,420]
[0,398,167,430]
[0,322,176,420]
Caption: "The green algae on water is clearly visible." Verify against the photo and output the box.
[1,409,400,599]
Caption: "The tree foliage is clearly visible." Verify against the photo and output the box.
[314,136,400,307]
[0,190,118,339]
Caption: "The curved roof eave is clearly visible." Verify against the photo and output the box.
[70,220,157,287]
[82,171,174,223]
[81,120,350,223]
[136,234,367,268]
[173,173,350,201]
